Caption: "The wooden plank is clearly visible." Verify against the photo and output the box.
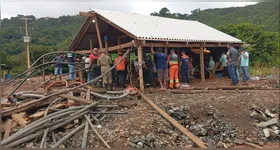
[144,42,243,48]
[75,41,134,53]
[137,45,145,92]
[79,12,96,17]
[28,104,66,120]
[4,119,13,139]
[60,94,92,104]
[94,16,103,50]
[76,17,93,47]
[12,113,28,127]
[86,89,91,100]
[138,92,207,148]
[200,44,205,82]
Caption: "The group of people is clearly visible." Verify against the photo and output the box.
[52,42,250,91]
[206,43,250,86]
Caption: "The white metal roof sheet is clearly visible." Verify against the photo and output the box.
[92,9,242,43]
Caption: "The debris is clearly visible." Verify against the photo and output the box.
[265,109,276,118]
[234,139,244,145]
[250,110,269,122]
[263,128,270,137]
[256,118,279,127]
[189,125,207,136]
[246,137,253,143]
[244,142,263,148]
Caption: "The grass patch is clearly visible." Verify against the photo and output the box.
[250,63,279,77]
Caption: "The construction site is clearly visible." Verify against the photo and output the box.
[0,9,279,149]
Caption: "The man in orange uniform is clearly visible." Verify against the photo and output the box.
[114,50,128,89]
[167,49,180,89]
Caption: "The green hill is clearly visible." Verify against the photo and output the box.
[187,2,279,32]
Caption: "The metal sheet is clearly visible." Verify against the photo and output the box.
[92,9,242,43]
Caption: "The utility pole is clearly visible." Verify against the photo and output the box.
[20,17,32,70]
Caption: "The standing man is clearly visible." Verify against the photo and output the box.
[97,49,113,91]
[67,52,75,81]
[208,56,215,78]
[52,53,64,80]
[180,50,189,84]
[226,43,239,86]
[90,48,101,85]
[114,50,128,89]
[151,47,168,90]
[240,47,250,82]
[82,55,91,83]
[167,49,180,89]
[219,52,229,78]
[145,55,154,87]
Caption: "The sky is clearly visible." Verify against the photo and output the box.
[1,1,258,19]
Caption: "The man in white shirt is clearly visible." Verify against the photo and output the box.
[82,56,91,82]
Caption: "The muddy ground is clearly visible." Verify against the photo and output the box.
[1,76,279,148]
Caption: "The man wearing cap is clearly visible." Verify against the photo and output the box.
[180,50,190,84]
[89,48,101,84]
[239,47,250,83]
[66,52,75,80]
[167,49,180,89]
[151,46,168,90]
[226,43,239,86]
[114,50,128,89]
[97,49,113,90]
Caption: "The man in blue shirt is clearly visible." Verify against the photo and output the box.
[52,53,64,80]
[67,52,75,80]
[240,47,250,82]
[151,47,168,90]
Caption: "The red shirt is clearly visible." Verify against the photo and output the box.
[90,53,101,64]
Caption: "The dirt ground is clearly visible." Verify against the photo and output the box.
[1,76,279,148]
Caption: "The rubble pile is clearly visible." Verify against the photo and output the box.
[249,104,280,142]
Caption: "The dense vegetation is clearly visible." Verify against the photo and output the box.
[0,2,279,76]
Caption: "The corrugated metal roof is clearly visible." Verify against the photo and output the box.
[92,9,242,43]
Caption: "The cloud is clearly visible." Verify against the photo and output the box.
[1,1,258,19]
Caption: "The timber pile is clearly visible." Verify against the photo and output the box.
[1,87,133,148]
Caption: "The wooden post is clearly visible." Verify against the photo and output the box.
[90,39,92,50]
[164,47,168,54]
[43,56,45,89]
[200,44,205,82]
[94,16,103,50]
[176,48,180,62]
[137,45,144,92]
[117,37,121,45]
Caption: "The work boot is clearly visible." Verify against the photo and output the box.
[104,83,108,90]
[108,83,113,91]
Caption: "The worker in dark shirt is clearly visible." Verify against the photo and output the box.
[151,47,168,90]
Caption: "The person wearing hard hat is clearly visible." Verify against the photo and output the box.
[114,50,128,89]
[97,49,113,90]
[167,49,180,89]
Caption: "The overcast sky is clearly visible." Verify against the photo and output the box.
[1,1,258,19]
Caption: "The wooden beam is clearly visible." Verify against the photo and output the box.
[200,44,205,83]
[3,119,13,139]
[59,94,92,104]
[94,16,103,50]
[144,42,233,48]
[117,37,121,45]
[75,41,134,53]
[79,12,96,17]
[138,92,207,148]
[76,17,93,47]
[137,45,145,92]
[11,113,28,127]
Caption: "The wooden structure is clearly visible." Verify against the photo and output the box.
[67,9,244,91]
